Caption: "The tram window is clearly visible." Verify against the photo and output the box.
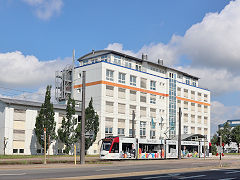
[182,145,198,153]
[102,142,111,151]
[122,143,133,153]
[111,142,119,153]
[169,145,176,153]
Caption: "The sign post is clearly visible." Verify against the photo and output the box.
[44,128,47,164]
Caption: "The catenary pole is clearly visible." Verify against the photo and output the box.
[71,49,75,99]
[178,107,182,160]
[80,71,86,164]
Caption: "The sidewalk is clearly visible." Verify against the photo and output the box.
[1,155,240,170]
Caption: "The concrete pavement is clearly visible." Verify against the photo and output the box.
[0,156,240,179]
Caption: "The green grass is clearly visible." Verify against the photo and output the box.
[225,153,240,155]
[0,159,109,165]
[0,154,99,159]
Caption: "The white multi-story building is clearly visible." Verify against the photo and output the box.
[68,50,210,154]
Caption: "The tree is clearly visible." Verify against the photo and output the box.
[35,85,56,151]
[217,122,231,152]
[58,98,78,154]
[76,97,99,151]
[231,125,240,153]
[211,134,218,155]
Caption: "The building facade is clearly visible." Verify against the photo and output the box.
[0,98,81,155]
[62,50,210,154]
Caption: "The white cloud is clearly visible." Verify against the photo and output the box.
[176,66,240,95]
[0,86,57,103]
[105,43,137,57]
[106,42,178,67]
[106,0,240,96]
[0,51,71,88]
[177,0,240,70]
[23,0,63,20]
[211,101,240,135]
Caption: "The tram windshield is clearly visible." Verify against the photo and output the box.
[101,142,112,151]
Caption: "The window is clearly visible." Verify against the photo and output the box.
[105,127,113,134]
[125,61,132,68]
[101,55,108,61]
[140,78,147,89]
[129,105,136,115]
[114,55,121,65]
[198,127,202,134]
[19,149,24,153]
[192,80,196,87]
[118,128,125,135]
[198,116,202,124]
[140,107,147,117]
[204,128,208,135]
[106,85,114,97]
[140,121,146,136]
[130,75,136,86]
[204,94,208,102]
[130,90,136,101]
[118,72,126,83]
[191,91,195,99]
[118,103,125,114]
[13,149,18,153]
[184,101,188,110]
[150,80,156,90]
[184,126,188,134]
[184,113,188,123]
[150,95,156,104]
[136,64,142,71]
[111,142,119,153]
[150,130,156,139]
[83,60,88,65]
[129,129,133,136]
[118,88,126,99]
[106,101,114,113]
[106,69,114,81]
[191,115,195,123]
[178,74,183,79]
[186,77,190,85]
[191,127,195,134]
[150,108,156,118]
[140,92,147,103]
[204,117,208,125]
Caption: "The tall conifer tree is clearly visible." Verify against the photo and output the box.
[58,98,77,154]
[35,85,56,151]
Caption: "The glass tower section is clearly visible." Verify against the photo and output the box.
[169,73,176,139]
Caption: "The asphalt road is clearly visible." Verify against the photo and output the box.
[0,158,238,180]
[105,169,240,180]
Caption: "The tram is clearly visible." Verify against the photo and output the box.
[100,135,209,160]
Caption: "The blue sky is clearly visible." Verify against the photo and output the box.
[0,0,240,134]
[0,0,229,59]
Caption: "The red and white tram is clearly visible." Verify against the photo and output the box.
[100,136,209,160]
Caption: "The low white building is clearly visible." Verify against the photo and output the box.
[0,98,81,155]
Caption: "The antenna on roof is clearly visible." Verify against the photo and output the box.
[142,54,147,61]
[158,59,163,65]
